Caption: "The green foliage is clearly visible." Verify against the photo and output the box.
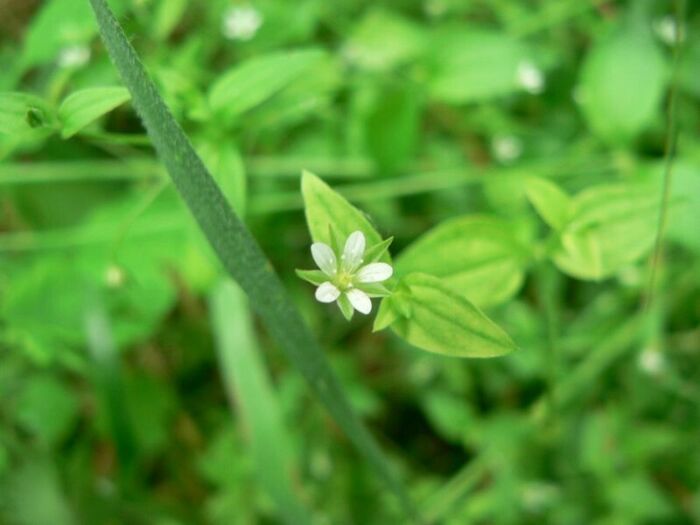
[427,28,528,103]
[208,49,324,121]
[58,87,131,138]
[211,280,311,524]
[395,215,529,307]
[301,170,385,252]
[524,176,572,231]
[374,274,517,358]
[15,376,79,447]
[87,0,417,519]
[578,16,667,144]
[553,183,659,280]
[0,93,57,137]
[1,0,698,523]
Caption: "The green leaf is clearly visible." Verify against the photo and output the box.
[0,92,57,136]
[364,237,393,263]
[301,170,388,260]
[382,273,517,358]
[88,1,418,519]
[578,22,667,144]
[21,0,96,68]
[344,9,425,71]
[208,49,324,119]
[653,160,700,253]
[359,283,391,298]
[395,216,528,308]
[552,183,658,279]
[15,376,79,446]
[151,0,188,41]
[427,29,527,104]
[373,296,401,332]
[295,269,327,285]
[197,140,247,216]
[364,82,423,174]
[552,229,603,280]
[211,281,312,525]
[524,177,572,231]
[58,87,131,138]
[0,461,77,525]
[337,293,354,321]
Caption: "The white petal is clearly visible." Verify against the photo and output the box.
[342,231,365,271]
[315,282,341,303]
[346,288,371,314]
[311,242,337,275]
[356,262,393,283]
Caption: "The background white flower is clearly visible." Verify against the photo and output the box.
[302,231,393,317]
[516,60,545,94]
[222,5,263,41]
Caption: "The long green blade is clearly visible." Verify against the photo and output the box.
[87,0,418,520]
[210,280,311,524]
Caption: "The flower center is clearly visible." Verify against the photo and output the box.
[335,271,355,291]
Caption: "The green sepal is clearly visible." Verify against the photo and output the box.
[373,297,400,332]
[295,269,328,286]
[364,237,394,264]
[357,283,391,298]
[337,294,354,321]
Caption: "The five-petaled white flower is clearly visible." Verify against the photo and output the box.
[308,231,393,316]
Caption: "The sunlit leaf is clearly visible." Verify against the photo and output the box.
[208,49,324,119]
[376,273,517,358]
[396,216,529,307]
[578,21,667,143]
[58,87,131,138]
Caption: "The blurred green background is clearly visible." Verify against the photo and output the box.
[1,0,700,523]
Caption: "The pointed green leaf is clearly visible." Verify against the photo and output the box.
[364,237,393,264]
[59,87,131,138]
[301,170,389,262]
[553,183,659,280]
[0,92,57,136]
[525,176,572,231]
[373,295,400,332]
[388,273,517,358]
[358,283,391,298]
[210,281,311,525]
[428,29,528,103]
[209,49,324,119]
[395,216,528,308]
[552,229,603,280]
[578,21,667,144]
[337,294,354,320]
[295,269,327,286]
[197,140,247,216]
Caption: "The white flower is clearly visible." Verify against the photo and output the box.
[58,45,91,68]
[491,135,523,163]
[654,16,684,46]
[516,60,545,94]
[638,348,665,376]
[309,231,392,316]
[222,5,263,41]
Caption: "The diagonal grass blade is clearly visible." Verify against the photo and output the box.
[210,280,311,525]
[87,0,419,520]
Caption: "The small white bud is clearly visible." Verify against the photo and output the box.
[638,348,665,376]
[105,264,125,288]
[58,45,91,68]
[491,135,523,163]
[654,16,684,46]
[424,0,448,18]
[516,60,545,94]
[222,5,263,41]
